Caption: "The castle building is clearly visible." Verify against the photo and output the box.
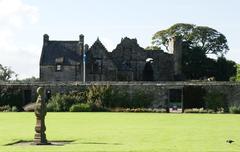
[40,34,182,81]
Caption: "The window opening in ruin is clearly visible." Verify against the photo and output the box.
[143,58,154,81]
[146,58,154,63]
[92,59,102,74]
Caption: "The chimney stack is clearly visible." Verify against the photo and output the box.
[79,34,84,55]
[84,44,89,52]
[43,34,49,46]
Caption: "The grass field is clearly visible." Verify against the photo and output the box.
[0,113,240,152]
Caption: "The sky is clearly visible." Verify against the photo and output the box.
[0,0,239,79]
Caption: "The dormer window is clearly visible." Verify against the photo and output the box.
[56,64,62,72]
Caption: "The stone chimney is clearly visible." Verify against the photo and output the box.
[43,34,49,46]
[168,36,183,80]
[79,34,84,55]
[84,44,89,52]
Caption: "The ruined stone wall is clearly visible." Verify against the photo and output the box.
[1,81,240,109]
[111,38,175,81]
[86,41,118,81]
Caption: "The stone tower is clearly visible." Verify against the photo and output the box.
[79,34,84,55]
[168,36,182,80]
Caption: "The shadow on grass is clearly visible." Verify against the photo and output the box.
[79,142,122,145]
[4,140,75,146]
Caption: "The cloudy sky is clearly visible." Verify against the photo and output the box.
[0,0,239,79]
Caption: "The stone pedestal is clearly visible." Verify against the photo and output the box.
[34,87,49,145]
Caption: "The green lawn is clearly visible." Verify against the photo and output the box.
[0,113,240,152]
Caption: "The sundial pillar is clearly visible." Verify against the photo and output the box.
[34,87,48,145]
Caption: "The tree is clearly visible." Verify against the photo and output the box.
[215,57,237,81]
[0,64,17,81]
[182,41,236,81]
[152,23,229,56]
[145,45,161,50]
[20,76,39,83]
[182,41,216,80]
[237,64,240,82]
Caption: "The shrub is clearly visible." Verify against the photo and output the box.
[111,108,167,113]
[69,103,91,112]
[204,91,227,112]
[47,100,61,112]
[229,106,240,114]
[107,89,153,108]
[90,104,110,112]
[184,108,219,113]
[184,108,208,113]
[47,92,85,112]
[0,105,11,112]
[107,90,129,108]
[86,85,112,108]
[11,106,18,112]
[0,87,22,108]
[131,90,153,108]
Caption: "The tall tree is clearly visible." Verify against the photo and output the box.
[215,57,237,81]
[237,64,240,82]
[0,64,16,81]
[152,23,229,56]
[182,41,217,80]
[182,41,236,81]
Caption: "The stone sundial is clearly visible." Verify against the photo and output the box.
[34,87,49,145]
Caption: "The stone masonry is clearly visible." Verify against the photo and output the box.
[39,35,182,82]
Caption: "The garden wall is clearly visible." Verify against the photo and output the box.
[0,81,240,109]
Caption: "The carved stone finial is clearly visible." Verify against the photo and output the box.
[34,87,49,145]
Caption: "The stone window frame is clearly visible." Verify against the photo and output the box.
[91,58,103,74]
[56,64,63,72]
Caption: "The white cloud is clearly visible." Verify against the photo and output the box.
[0,0,39,79]
[0,0,39,27]
[0,29,15,50]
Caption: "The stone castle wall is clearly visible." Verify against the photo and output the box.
[1,82,240,109]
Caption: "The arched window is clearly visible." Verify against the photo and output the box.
[143,58,154,81]
[146,58,154,63]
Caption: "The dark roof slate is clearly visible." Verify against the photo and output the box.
[40,41,81,65]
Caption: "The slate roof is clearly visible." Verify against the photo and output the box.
[40,41,82,65]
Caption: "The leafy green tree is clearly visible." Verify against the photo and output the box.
[20,76,39,83]
[152,23,229,56]
[145,45,161,50]
[0,64,17,81]
[182,42,236,81]
[237,64,240,81]
[182,41,215,80]
[215,57,237,81]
